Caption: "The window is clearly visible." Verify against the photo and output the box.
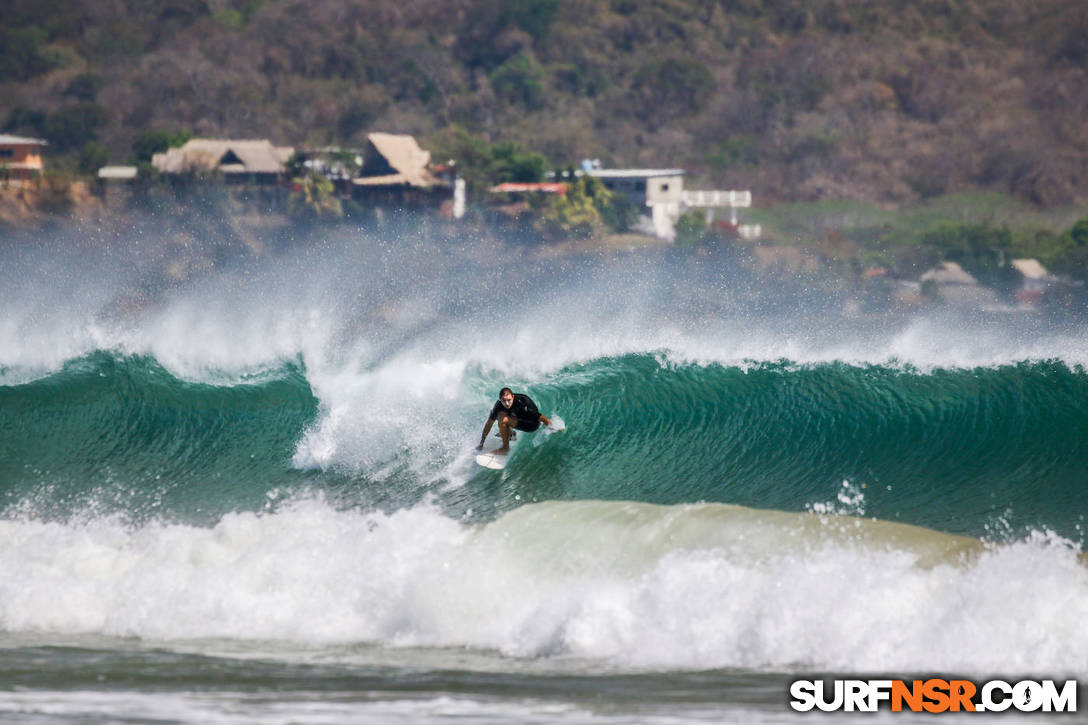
[0,149,13,158]
[660,183,669,192]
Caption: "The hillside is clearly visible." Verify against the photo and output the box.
[2,0,1087,207]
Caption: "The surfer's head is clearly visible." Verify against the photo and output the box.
[499,387,514,408]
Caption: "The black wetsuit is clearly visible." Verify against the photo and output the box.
[489,393,542,432]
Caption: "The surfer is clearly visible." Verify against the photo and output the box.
[476,388,552,453]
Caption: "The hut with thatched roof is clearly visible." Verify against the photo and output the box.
[152,139,294,184]
[351,133,451,213]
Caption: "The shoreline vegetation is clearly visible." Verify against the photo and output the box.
[3,0,1088,317]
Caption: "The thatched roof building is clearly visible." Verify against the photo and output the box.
[152,139,294,181]
[352,133,442,189]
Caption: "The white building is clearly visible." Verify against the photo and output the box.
[586,167,685,238]
[584,162,756,240]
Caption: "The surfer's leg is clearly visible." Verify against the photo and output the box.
[498,414,518,450]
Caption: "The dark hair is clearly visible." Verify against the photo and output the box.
[498,387,513,398]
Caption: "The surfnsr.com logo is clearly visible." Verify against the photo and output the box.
[789,679,1078,713]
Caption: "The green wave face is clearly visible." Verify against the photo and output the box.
[0,353,321,523]
[2,351,1086,541]
[489,355,1088,540]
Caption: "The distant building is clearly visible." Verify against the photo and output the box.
[486,182,567,230]
[295,146,362,194]
[152,139,294,184]
[490,182,568,194]
[97,166,138,181]
[1012,258,1055,309]
[587,168,685,238]
[583,162,756,240]
[0,134,47,183]
[920,261,1003,308]
[351,133,453,215]
[96,165,138,205]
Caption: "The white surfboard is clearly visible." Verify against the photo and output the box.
[476,430,518,469]
[475,420,566,469]
[474,445,512,470]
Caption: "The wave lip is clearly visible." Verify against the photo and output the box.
[1,499,1084,675]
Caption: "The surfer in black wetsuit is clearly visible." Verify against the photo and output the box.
[476,387,552,453]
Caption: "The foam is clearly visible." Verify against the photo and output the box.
[1,499,1084,674]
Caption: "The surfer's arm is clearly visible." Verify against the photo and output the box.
[539,414,551,427]
[478,418,495,450]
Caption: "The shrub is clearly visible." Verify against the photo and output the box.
[77,141,109,175]
[490,51,545,109]
[0,26,58,82]
[64,73,101,101]
[601,194,640,233]
[673,209,708,247]
[708,136,761,169]
[630,57,714,127]
[42,103,108,152]
[921,222,1019,296]
[537,175,612,238]
[4,107,46,135]
[490,142,546,183]
[288,173,342,222]
[131,129,192,164]
[501,0,558,42]
[1070,217,1088,248]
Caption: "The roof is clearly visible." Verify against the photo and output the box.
[353,174,416,187]
[490,182,567,193]
[0,134,47,146]
[358,132,437,188]
[920,261,977,285]
[1011,258,1048,280]
[152,139,293,174]
[98,166,138,179]
[587,168,686,179]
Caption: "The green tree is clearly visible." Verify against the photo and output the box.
[631,57,714,127]
[77,141,109,175]
[490,142,546,183]
[64,73,101,101]
[921,223,1019,296]
[601,193,639,233]
[288,173,342,222]
[0,26,59,81]
[131,129,192,164]
[673,209,708,247]
[4,107,46,135]
[430,126,495,199]
[501,0,558,42]
[430,128,549,201]
[1048,216,1088,281]
[1070,217,1088,248]
[537,175,612,238]
[42,103,107,152]
[490,51,545,109]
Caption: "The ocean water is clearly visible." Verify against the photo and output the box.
[1,229,1086,723]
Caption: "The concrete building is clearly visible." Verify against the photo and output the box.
[583,161,756,240]
[586,167,685,238]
